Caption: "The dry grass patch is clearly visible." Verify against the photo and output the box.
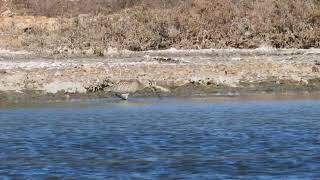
[1,0,320,53]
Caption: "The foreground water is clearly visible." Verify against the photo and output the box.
[1,97,320,179]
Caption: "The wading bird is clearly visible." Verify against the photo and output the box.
[104,80,170,100]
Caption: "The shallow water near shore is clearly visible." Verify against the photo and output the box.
[1,97,320,179]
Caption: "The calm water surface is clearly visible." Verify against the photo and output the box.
[0,98,320,179]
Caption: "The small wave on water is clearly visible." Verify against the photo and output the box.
[0,97,320,179]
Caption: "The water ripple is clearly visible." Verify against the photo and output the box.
[0,99,320,178]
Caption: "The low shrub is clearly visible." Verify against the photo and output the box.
[2,0,320,51]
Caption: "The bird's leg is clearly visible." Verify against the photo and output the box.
[148,80,170,99]
[150,86,162,99]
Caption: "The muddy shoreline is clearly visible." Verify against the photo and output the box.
[1,49,320,103]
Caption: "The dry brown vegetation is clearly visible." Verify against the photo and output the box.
[1,0,320,53]
[4,0,180,16]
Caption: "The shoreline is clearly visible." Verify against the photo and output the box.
[1,49,320,103]
[2,91,320,109]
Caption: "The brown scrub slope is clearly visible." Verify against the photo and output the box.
[0,0,319,54]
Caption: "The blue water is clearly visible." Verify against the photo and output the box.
[0,98,320,179]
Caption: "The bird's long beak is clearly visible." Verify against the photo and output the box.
[150,86,162,99]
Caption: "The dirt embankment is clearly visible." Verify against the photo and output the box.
[1,1,320,102]
[0,0,320,55]
[1,49,320,102]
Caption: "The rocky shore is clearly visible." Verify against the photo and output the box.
[1,48,320,102]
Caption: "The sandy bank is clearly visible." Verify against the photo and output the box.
[1,49,320,102]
